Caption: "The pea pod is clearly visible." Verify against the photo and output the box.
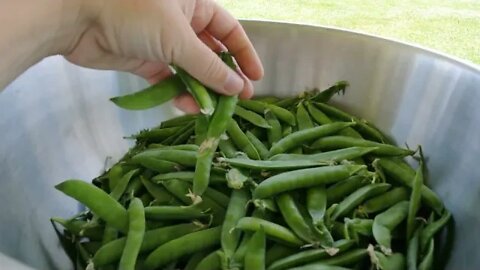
[246,131,270,160]
[55,180,128,232]
[407,228,421,270]
[373,201,410,254]
[235,105,272,129]
[144,205,208,220]
[195,115,209,145]
[360,187,409,214]
[265,110,283,147]
[92,223,201,267]
[119,198,145,270]
[218,138,238,158]
[327,175,368,204]
[185,250,210,270]
[160,114,197,128]
[110,169,139,201]
[110,76,184,110]
[174,66,215,115]
[307,186,327,226]
[238,100,296,126]
[407,163,424,240]
[195,250,222,270]
[254,165,366,199]
[245,228,266,270]
[312,136,414,156]
[418,239,434,270]
[143,226,222,270]
[140,176,182,205]
[132,149,197,167]
[331,183,391,220]
[227,120,261,160]
[277,193,317,244]
[269,122,355,156]
[221,189,250,262]
[222,157,328,170]
[305,101,362,138]
[372,251,406,270]
[269,147,377,162]
[296,102,315,130]
[235,217,303,246]
[293,249,368,268]
[311,81,348,102]
[419,210,451,252]
[265,244,297,267]
[132,127,181,143]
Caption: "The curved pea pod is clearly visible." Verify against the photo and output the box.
[419,210,451,252]
[235,217,304,247]
[92,223,201,267]
[373,201,410,254]
[245,227,266,270]
[293,249,368,268]
[267,239,355,270]
[245,131,270,160]
[55,180,128,233]
[370,250,406,270]
[312,136,414,156]
[110,75,184,110]
[360,187,409,214]
[132,149,197,167]
[132,127,180,144]
[143,226,221,270]
[374,158,444,214]
[144,205,209,220]
[331,183,391,221]
[221,189,250,262]
[269,122,355,156]
[327,175,369,204]
[174,66,215,115]
[312,81,348,102]
[195,250,222,270]
[227,120,261,160]
[253,165,366,199]
[276,193,317,244]
[235,105,272,129]
[221,157,328,171]
[184,250,211,270]
[238,99,296,126]
[418,239,434,270]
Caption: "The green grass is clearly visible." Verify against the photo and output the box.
[218,0,480,65]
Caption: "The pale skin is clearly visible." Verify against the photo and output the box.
[0,0,264,113]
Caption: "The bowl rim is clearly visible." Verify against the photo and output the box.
[240,19,480,74]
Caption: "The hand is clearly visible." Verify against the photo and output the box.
[64,0,264,113]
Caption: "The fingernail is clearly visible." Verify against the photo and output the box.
[224,70,244,94]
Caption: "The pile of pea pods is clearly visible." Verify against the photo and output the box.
[52,53,451,270]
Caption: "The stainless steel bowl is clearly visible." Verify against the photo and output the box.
[1,20,479,270]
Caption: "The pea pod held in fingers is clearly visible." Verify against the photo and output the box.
[235,217,304,246]
[373,201,410,254]
[331,183,391,221]
[254,164,366,199]
[119,198,145,270]
[269,122,355,156]
[238,99,296,126]
[92,223,201,267]
[245,228,266,270]
[143,226,221,270]
[312,136,414,156]
[374,158,444,214]
[55,180,128,232]
[221,189,250,260]
[174,66,215,115]
[110,75,184,110]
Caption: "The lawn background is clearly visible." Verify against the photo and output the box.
[218,0,480,65]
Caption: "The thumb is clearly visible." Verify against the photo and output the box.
[173,32,245,96]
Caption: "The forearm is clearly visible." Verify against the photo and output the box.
[0,0,93,90]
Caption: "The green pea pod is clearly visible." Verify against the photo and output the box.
[55,180,128,233]
[265,110,283,148]
[307,186,327,225]
[265,244,298,267]
[226,167,250,189]
[373,201,410,254]
[419,210,451,252]
[418,239,434,270]
[132,126,181,143]
[331,183,391,221]
[204,187,230,208]
[195,115,210,145]
[92,223,201,267]
[160,114,197,128]
[140,176,182,205]
[119,198,145,270]
[174,66,215,115]
[143,226,222,270]
[374,158,444,214]
[312,136,413,156]
[195,250,222,270]
[372,251,406,270]
[296,102,315,130]
[312,81,348,102]
[235,105,272,129]
[161,121,195,145]
[132,149,197,167]
[254,165,366,199]
[269,147,377,162]
[360,187,409,214]
[238,99,296,126]
[295,249,368,268]
[277,193,317,244]
[110,75,184,110]
[407,228,421,270]
[108,164,124,191]
[222,157,328,171]
[305,101,362,138]
[144,205,208,220]
[110,169,139,201]
[269,122,355,156]
[184,250,211,270]
[227,120,261,160]
[246,131,270,160]
[235,217,303,246]
[407,163,424,240]
[221,189,250,261]
[245,227,266,270]
[290,265,351,270]
[230,231,253,268]
[327,175,368,204]
[218,138,238,158]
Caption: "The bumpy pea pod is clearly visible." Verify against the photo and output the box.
[227,120,261,160]
[235,105,271,129]
[174,66,215,115]
[55,180,128,232]
[331,183,391,221]
[238,99,296,126]
[407,163,424,240]
[373,201,410,254]
[296,102,315,130]
[110,75,184,110]
[191,52,238,201]
[269,122,355,156]
[235,217,303,246]
[119,198,145,270]
[374,158,444,214]
[245,228,266,270]
[143,226,221,270]
[418,239,434,270]
[254,165,366,199]
[265,110,283,148]
[92,223,201,267]
[195,250,222,270]
[132,149,197,167]
[360,187,409,214]
[276,193,317,245]
[419,210,451,252]
[221,189,250,265]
